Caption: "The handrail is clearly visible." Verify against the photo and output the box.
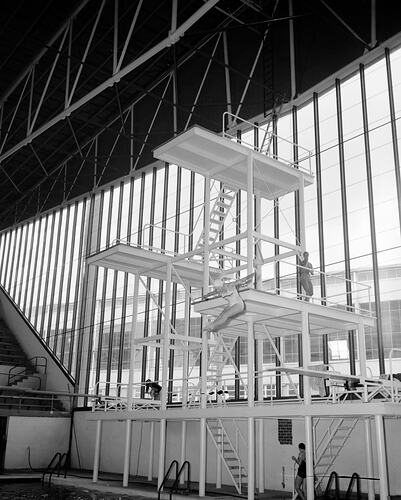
[222,111,313,174]
[42,451,68,485]
[324,471,340,500]
[8,356,48,389]
[169,461,191,500]
[158,460,179,500]
[345,472,361,500]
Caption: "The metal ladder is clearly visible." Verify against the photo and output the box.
[207,418,248,494]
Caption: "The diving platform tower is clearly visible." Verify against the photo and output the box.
[86,117,394,500]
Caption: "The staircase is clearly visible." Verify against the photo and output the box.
[207,418,248,494]
[0,319,65,414]
[194,186,237,266]
[0,319,31,369]
[314,417,358,489]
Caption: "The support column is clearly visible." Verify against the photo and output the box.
[364,419,375,500]
[375,415,390,500]
[301,310,311,404]
[248,417,255,500]
[127,274,140,409]
[158,419,167,489]
[247,152,254,276]
[158,263,172,488]
[247,317,255,500]
[123,420,132,487]
[301,310,313,500]
[148,421,155,480]
[203,177,211,291]
[180,421,187,485]
[257,339,264,493]
[255,193,262,289]
[305,415,314,500]
[199,418,207,497]
[298,175,306,252]
[93,420,102,483]
[358,321,375,500]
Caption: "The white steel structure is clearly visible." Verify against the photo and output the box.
[86,118,400,500]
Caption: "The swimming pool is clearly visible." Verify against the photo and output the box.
[0,481,142,499]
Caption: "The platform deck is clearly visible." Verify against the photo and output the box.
[87,243,220,287]
[153,126,314,200]
[194,288,375,336]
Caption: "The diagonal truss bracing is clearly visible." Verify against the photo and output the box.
[0,0,219,166]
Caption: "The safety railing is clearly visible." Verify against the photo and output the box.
[222,111,313,175]
[91,380,162,412]
[263,259,374,317]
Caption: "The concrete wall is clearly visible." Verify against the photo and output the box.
[0,287,74,395]
[4,416,70,470]
[70,411,401,496]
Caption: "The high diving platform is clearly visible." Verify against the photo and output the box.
[86,242,220,287]
[86,119,396,500]
[194,288,375,337]
[153,125,314,199]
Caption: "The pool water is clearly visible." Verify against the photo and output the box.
[0,481,142,499]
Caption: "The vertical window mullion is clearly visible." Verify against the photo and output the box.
[6,229,18,292]
[335,78,355,375]
[53,205,71,356]
[12,225,25,300]
[60,202,78,365]
[68,199,88,374]
[96,189,114,394]
[359,63,385,373]
[32,215,48,328]
[19,223,32,309]
[38,214,56,335]
[154,165,169,396]
[1,231,12,286]
[385,48,401,234]
[168,166,182,402]
[45,210,64,345]
[106,185,123,387]
[83,193,104,395]
[313,93,329,365]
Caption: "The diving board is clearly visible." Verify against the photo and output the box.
[87,242,221,287]
[153,126,314,200]
[274,365,361,382]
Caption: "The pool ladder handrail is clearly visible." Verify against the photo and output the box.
[158,460,191,500]
[42,451,69,485]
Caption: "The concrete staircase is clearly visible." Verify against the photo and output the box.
[0,319,65,414]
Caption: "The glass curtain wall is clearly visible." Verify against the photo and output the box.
[0,44,400,398]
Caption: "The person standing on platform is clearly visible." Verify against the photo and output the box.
[298,251,314,301]
[145,379,162,400]
[292,442,306,500]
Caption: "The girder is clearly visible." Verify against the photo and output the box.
[0,0,399,229]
